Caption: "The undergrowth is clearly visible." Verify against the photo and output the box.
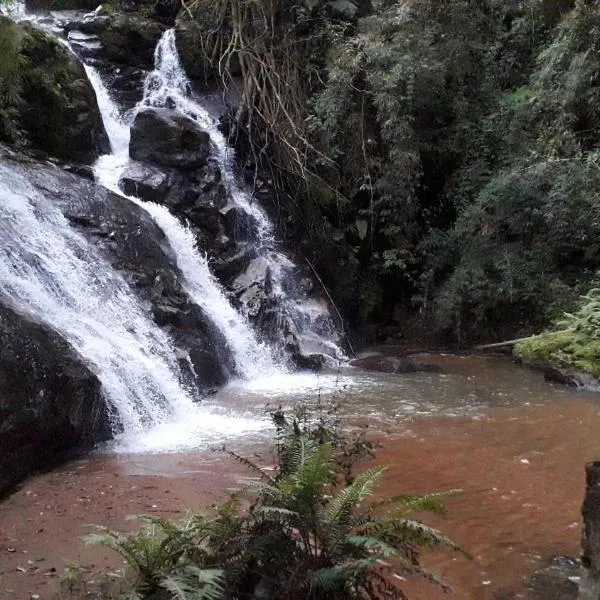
[516,288,600,377]
[56,402,463,600]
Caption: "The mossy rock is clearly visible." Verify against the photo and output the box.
[516,329,600,379]
[174,3,241,81]
[0,17,109,163]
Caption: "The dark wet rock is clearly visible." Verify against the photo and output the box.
[292,352,325,372]
[154,0,180,24]
[130,107,211,170]
[64,13,110,35]
[101,64,147,109]
[527,556,579,600]
[25,0,100,10]
[349,354,442,374]
[523,360,600,390]
[95,13,165,69]
[62,163,96,180]
[67,30,103,59]
[223,205,258,241]
[213,247,257,282]
[580,462,600,599]
[543,365,580,387]
[0,304,110,496]
[0,18,109,163]
[119,162,172,203]
[0,143,232,387]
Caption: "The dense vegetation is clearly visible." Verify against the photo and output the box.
[516,288,600,377]
[60,406,460,599]
[181,0,600,343]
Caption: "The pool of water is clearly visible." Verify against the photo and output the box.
[102,353,600,460]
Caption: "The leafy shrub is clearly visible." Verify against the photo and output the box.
[516,288,600,376]
[64,406,462,599]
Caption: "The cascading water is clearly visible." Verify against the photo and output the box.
[0,163,192,432]
[86,59,280,380]
[142,29,347,363]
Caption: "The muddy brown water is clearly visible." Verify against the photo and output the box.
[1,354,600,599]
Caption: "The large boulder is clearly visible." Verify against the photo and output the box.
[130,107,211,170]
[95,13,165,69]
[0,304,110,495]
[0,18,110,163]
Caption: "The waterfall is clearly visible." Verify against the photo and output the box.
[86,63,280,379]
[0,163,194,433]
[143,29,347,362]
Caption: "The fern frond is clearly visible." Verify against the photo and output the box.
[216,447,276,483]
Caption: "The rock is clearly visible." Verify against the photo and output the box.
[223,205,258,241]
[0,304,110,496]
[154,0,181,24]
[62,163,96,180]
[543,365,579,387]
[213,247,257,282]
[174,12,242,81]
[0,18,110,163]
[174,17,212,81]
[130,107,211,170]
[95,13,165,69]
[527,556,579,600]
[0,143,232,391]
[349,354,442,374]
[119,162,172,203]
[580,462,600,599]
[25,0,100,10]
[292,352,326,372]
[64,14,111,36]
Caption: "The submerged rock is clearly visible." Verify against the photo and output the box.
[350,354,442,373]
[0,17,109,163]
[130,107,211,170]
[527,556,579,600]
[0,304,110,496]
[349,354,442,374]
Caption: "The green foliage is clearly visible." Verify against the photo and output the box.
[183,0,600,340]
[0,16,25,142]
[516,287,600,376]
[76,407,461,599]
[415,0,600,340]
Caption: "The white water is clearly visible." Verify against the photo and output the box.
[142,29,347,362]
[0,163,190,432]
[86,63,279,380]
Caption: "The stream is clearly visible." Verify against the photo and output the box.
[2,353,600,599]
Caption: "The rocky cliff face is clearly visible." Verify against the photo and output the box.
[0,142,233,493]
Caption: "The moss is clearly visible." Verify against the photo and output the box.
[0,17,26,143]
[516,328,600,378]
